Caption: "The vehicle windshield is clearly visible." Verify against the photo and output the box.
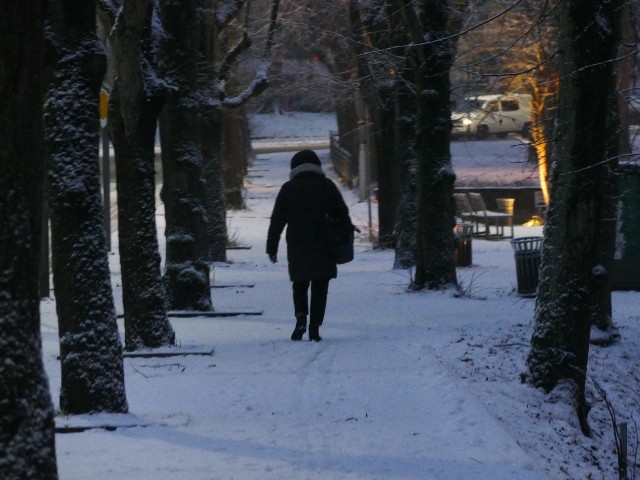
[453,98,483,113]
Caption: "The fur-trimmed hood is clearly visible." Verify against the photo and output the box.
[289,163,325,180]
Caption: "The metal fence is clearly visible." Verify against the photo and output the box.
[329,131,354,188]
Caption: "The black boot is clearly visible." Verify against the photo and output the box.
[291,314,307,341]
[308,324,322,342]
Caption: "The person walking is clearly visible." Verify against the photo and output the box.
[267,149,352,341]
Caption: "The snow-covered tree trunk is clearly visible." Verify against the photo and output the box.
[198,4,229,262]
[526,0,622,434]
[395,0,458,289]
[45,0,128,413]
[203,0,272,255]
[104,0,176,350]
[0,2,58,477]
[159,0,212,311]
[201,110,229,262]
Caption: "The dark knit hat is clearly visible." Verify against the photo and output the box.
[290,149,321,169]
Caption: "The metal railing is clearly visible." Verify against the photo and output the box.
[329,131,354,188]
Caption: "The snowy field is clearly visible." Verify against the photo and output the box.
[44,112,639,479]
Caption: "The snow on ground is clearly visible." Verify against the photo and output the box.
[250,111,540,186]
[250,112,338,140]
[45,112,639,479]
[451,140,539,186]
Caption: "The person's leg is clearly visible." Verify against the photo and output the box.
[309,279,329,341]
[291,281,310,340]
[292,280,310,316]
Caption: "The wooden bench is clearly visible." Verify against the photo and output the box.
[467,192,514,238]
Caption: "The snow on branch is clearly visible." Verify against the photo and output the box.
[198,0,248,41]
[97,0,119,24]
[221,0,279,108]
[218,30,252,82]
[222,61,269,107]
[214,0,247,28]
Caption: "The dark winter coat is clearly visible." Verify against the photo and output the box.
[267,164,350,282]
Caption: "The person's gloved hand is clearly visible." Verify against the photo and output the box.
[269,254,277,263]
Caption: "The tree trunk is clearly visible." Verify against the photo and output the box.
[529,60,554,206]
[335,94,360,187]
[108,0,175,350]
[396,0,457,290]
[223,110,248,210]
[45,0,128,414]
[0,2,58,477]
[527,0,622,434]
[199,7,228,262]
[201,109,228,261]
[350,1,405,249]
[375,84,402,248]
[616,2,635,157]
[159,0,212,311]
[393,75,418,270]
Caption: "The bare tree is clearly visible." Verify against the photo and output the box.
[199,0,280,255]
[199,1,252,257]
[350,0,407,248]
[392,0,464,289]
[97,0,176,350]
[252,0,361,173]
[453,0,560,205]
[0,1,58,477]
[392,61,419,270]
[45,0,128,413]
[158,0,214,311]
[497,2,559,207]
[159,0,278,308]
[526,0,623,435]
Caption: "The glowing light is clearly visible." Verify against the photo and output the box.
[523,215,544,227]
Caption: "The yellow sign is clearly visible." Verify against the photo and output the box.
[99,89,108,128]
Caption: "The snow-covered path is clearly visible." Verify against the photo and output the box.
[46,148,552,479]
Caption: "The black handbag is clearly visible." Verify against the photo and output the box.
[324,212,356,264]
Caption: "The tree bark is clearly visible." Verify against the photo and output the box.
[222,110,248,210]
[202,109,229,261]
[616,2,635,157]
[374,84,402,248]
[393,74,418,270]
[395,0,458,290]
[45,0,128,413]
[527,0,622,434]
[0,2,58,477]
[349,1,403,247]
[107,0,176,350]
[159,0,212,311]
[199,5,228,262]
[335,94,360,187]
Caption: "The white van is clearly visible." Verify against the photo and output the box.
[451,94,532,139]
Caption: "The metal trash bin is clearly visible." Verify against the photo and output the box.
[454,223,474,267]
[496,198,515,215]
[511,236,543,296]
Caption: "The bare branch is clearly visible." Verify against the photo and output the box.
[97,0,118,34]
[214,0,247,28]
[219,31,252,81]
[221,0,279,108]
